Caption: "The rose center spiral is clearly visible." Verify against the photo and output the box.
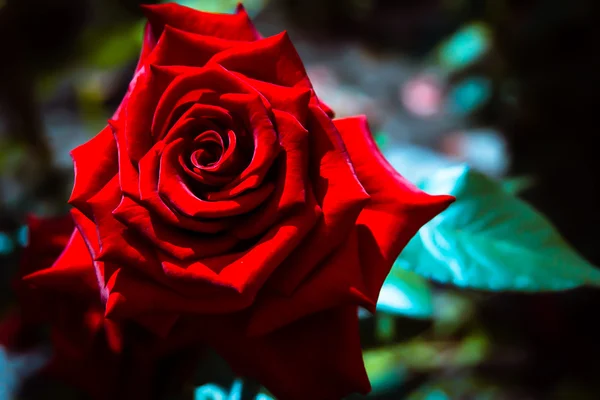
[189,129,226,170]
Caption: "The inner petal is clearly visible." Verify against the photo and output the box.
[190,130,225,169]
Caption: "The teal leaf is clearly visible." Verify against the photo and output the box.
[376,266,434,319]
[397,165,600,291]
[502,175,535,194]
[447,76,492,115]
[0,346,49,400]
[438,22,491,72]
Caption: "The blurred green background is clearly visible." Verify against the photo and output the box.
[1,0,600,399]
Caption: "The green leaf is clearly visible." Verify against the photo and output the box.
[363,331,489,373]
[502,175,535,194]
[398,165,600,291]
[376,266,434,319]
[363,349,408,394]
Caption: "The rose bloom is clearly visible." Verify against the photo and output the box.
[24,3,453,399]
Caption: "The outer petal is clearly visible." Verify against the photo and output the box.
[104,191,321,320]
[18,215,74,277]
[70,207,116,296]
[68,126,118,218]
[144,25,239,68]
[86,177,163,287]
[267,105,370,294]
[231,73,312,125]
[334,116,454,301]
[247,228,372,336]
[141,3,260,44]
[22,228,97,299]
[208,32,312,89]
[200,306,371,400]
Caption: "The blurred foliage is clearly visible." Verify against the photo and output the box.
[376,268,434,320]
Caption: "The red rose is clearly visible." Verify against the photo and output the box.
[7,216,199,400]
[26,4,453,399]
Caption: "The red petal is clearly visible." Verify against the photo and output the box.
[112,196,238,261]
[204,93,280,199]
[158,98,233,144]
[158,138,275,218]
[334,116,454,301]
[18,214,74,278]
[69,125,118,218]
[231,109,309,239]
[103,190,321,319]
[70,208,118,304]
[232,73,312,125]
[23,228,97,298]
[151,66,264,142]
[138,141,234,233]
[141,3,260,43]
[160,187,321,301]
[145,24,239,68]
[103,266,245,318]
[120,64,178,164]
[85,177,165,291]
[209,32,312,89]
[202,306,371,400]
[248,228,372,336]
[267,105,370,295]
[134,313,179,339]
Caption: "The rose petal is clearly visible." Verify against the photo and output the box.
[23,228,97,298]
[160,186,321,303]
[82,179,245,308]
[18,215,74,277]
[113,196,238,261]
[247,228,372,336]
[231,110,309,239]
[138,141,234,233]
[144,24,239,69]
[141,3,260,44]
[69,125,119,218]
[267,105,370,295]
[232,73,312,125]
[204,93,280,199]
[200,306,371,400]
[134,314,179,339]
[85,177,164,288]
[110,119,143,200]
[151,66,267,145]
[101,190,321,320]
[208,32,312,90]
[160,101,233,144]
[158,138,275,218]
[334,116,454,301]
[71,205,120,306]
[120,64,181,165]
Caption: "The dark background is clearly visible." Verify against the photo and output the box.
[1,0,600,398]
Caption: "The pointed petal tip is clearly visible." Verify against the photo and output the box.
[429,193,456,210]
[235,3,247,14]
[104,291,125,319]
[21,268,57,289]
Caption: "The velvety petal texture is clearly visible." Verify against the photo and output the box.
[17,4,455,400]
